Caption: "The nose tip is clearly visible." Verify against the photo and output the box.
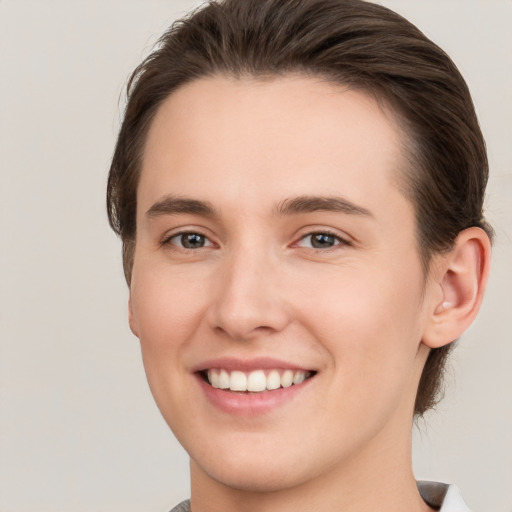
[207,257,291,341]
[213,308,286,342]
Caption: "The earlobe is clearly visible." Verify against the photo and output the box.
[128,295,140,338]
[423,227,491,349]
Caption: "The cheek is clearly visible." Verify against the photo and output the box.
[130,264,208,348]
[296,261,425,389]
[130,266,210,420]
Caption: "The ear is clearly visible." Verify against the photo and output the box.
[128,295,140,338]
[422,227,491,349]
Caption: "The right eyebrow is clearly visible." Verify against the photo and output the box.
[146,195,217,219]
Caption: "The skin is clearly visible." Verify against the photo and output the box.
[128,75,489,512]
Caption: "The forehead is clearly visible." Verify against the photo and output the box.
[139,74,409,219]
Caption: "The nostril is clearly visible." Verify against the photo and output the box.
[213,324,275,342]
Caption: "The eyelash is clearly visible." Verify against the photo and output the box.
[161,231,214,250]
[161,229,350,253]
[295,230,350,250]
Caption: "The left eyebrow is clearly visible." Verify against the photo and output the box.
[274,195,373,217]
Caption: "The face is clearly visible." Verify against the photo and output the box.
[130,76,435,493]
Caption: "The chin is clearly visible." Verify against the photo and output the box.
[203,461,307,493]
[189,439,318,494]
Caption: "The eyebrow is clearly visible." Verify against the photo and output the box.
[146,194,372,219]
[146,195,217,218]
[274,195,373,217]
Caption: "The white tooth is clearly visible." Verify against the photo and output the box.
[218,369,230,389]
[230,371,247,391]
[266,370,281,390]
[247,370,267,392]
[208,370,220,388]
[293,371,306,384]
[281,369,293,388]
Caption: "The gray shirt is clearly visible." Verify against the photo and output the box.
[169,481,470,511]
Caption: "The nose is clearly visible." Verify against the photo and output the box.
[206,246,291,341]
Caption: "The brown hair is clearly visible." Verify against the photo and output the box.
[107,0,492,416]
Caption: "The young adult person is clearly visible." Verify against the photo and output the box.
[107,1,493,510]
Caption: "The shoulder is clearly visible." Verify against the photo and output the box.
[169,500,191,512]
[418,481,471,512]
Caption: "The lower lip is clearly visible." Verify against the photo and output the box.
[195,374,314,416]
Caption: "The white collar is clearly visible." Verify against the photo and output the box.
[417,481,471,511]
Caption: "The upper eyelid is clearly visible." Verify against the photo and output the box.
[294,231,350,248]
[161,226,214,241]
[300,230,346,239]
[294,227,352,243]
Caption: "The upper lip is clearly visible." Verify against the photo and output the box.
[192,357,315,373]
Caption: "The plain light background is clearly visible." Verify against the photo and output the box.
[0,1,510,511]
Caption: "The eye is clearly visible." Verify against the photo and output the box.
[165,232,214,249]
[297,232,347,249]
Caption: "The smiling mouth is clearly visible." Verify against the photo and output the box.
[201,368,316,393]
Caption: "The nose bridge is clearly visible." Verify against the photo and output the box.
[208,240,289,340]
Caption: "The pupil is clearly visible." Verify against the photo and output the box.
[312,233,335,248]
[183,233,204,248]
